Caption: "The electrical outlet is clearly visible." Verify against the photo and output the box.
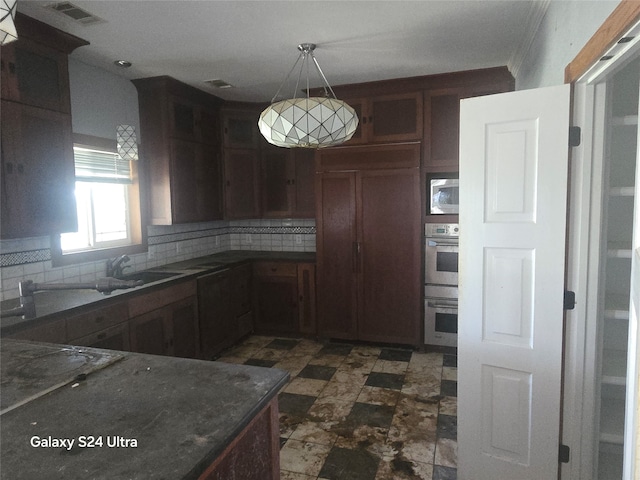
[245,234,252,244]
[295,234,303,245]
[215,235,220,247]
[147,249,155,260]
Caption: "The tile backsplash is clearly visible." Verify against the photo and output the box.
[0,219,315,301]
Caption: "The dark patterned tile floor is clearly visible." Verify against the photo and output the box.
[218,336,457,480]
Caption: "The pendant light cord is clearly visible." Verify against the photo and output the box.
[270,43,337,103]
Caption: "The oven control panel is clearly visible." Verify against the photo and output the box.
[425,223,459,238]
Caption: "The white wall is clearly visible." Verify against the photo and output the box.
[515,0,619,90]
[68,58,140,140]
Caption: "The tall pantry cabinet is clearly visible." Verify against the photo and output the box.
[316,143,422,345]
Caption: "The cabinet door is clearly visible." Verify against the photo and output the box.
[200,143,224,220]
[340,98,366,145]
[357,168,421,345]
[315,172,358,339]
[1,101,77,238]
[170,96,200,142]
[0,40,71,113]
[424,91,461,171]
[261,146,316,218]
[262,145,293,217]
[253,262,299,334]
[297,263,316,335]
[170,140,223,223]
[129,310,169,356]
[341,93,422,145]
[223,109,259,149]
[231,264,253,318]
[167,296,199,359]
[198,270,233,359]
[170,139,200,223]
[369,92,423,142]
[223,149,260,219]
[292,149,316,218]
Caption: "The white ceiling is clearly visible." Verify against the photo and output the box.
[16,0,547,102]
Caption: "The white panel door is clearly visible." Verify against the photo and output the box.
[458,84,570,480]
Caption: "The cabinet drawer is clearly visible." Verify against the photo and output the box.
[66,302,128,340]
[128,280,196,318]
[8,318,66,343]
[253,261,297,277]
[72,322,130,351]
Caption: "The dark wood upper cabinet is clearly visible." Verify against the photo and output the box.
[223,148,261,219]
[1,101,77,238]
[0,14,87,239]
[223,108,260,149]
[133,76,223,225]
[261,145,315,218]
[337,92,423,145]
[1,13,87,114]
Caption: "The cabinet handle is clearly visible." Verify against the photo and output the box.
[97,333,107,340]
[17,164,24,174]
[95,316,105,324]
[352,241,361,273]
[362,116,367,125]
[368,116,373,123]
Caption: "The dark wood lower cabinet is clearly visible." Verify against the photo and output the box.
[253,262,299,335]
[199,264,255,359]
[73,322,130,351]
[129,296,199,358]
[197,397,280,480]
[198,270,233,359]
[253,261,316,336]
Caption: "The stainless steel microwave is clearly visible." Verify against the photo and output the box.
[430,178,459,214]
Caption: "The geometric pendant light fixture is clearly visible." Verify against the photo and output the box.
[258,43,359,148]
[0,0,18,45]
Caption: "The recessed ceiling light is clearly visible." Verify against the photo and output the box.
[114,60,132,68]
[204,79,234,89]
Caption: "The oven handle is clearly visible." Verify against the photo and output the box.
[427,300,458,309]
[427,239,459,247]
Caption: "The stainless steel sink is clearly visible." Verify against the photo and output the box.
[120,271,181,284]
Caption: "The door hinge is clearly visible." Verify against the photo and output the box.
[559,444,570,463]
[569,126,581,147]
[564,291,576,310]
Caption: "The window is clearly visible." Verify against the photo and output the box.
[51,134,146,266]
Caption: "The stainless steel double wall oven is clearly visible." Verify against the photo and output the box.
[424,223,459,347]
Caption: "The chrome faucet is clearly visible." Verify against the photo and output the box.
[106,255,131,279]
[0,278,145,319]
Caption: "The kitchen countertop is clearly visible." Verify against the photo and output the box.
[0,339,289,479]
[0,250,315,334]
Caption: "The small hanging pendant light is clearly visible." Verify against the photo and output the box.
[258,43,359,149]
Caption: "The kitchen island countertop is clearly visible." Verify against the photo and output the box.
[0,339,289,479]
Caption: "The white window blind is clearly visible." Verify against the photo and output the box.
[73,146,132,184]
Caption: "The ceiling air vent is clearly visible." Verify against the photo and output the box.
[46,2,105,25]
